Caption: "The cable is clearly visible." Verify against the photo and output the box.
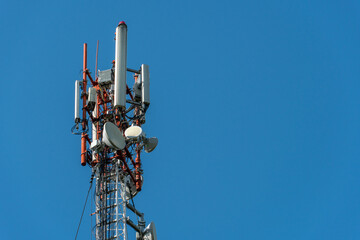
[90,173,93,240]
[127,181,140,224]
[71,124,82,135]
[71,121,89,135]
[128,183,136,209]
[75,170,96,240]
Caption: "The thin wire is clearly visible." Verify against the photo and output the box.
[90,172,93,240]
[71,124,82,135]
[75,171,96,240]
[128,183,136,209]
[127,182,140,224]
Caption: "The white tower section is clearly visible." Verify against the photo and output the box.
[95,163,127,240]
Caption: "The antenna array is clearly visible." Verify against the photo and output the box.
[72,21,157,240]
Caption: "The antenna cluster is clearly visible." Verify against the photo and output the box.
[72,21,157,240]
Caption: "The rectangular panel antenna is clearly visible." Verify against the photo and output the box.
[141,64,150,106]
[98,69,114,87]
[88,87,97,111]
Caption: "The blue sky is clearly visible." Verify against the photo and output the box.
[1,0,360,239]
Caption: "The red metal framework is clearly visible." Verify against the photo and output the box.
[79,43,143,191]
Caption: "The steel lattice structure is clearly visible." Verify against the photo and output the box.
[72,21,157,240]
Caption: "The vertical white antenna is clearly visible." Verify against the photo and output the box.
[91,103,98,161]
[114,22,127,109]
[141,64,150,106]
[74,80,81,123]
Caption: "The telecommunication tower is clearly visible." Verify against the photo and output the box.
[72,21,158,240]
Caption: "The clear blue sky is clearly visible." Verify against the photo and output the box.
[1,0,360,239]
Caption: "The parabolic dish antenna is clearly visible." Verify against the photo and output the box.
[102,122,126,150]
[144,137,158,153]
[143,222,157,240]
[124,125,143,139]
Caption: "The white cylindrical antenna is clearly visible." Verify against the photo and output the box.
[114,21,127,109]
[92,103,98,161]
[141,64,150,106]
[88,87,97,111]
[74,80,81,123]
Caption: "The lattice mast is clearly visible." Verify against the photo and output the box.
[73,21,158,240]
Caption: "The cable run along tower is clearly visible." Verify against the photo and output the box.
[72,21,158,240]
